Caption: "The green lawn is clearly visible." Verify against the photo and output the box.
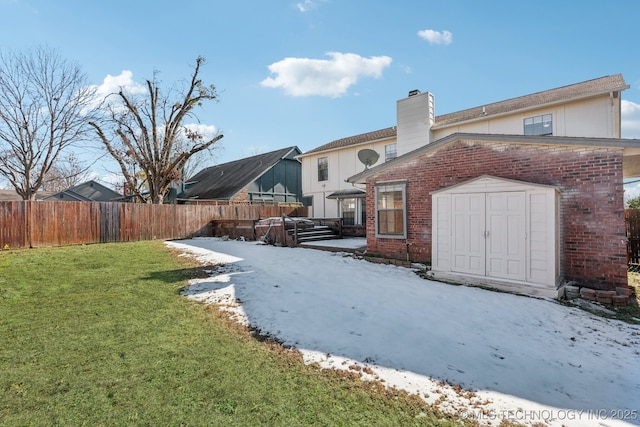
[0,241,462,426]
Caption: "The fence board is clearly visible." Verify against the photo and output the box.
[0,202,27,249]
[0,201,308,249]
[626,209,640,265]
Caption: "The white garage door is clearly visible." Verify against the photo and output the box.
[432,176,558,288]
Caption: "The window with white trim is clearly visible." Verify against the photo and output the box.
[340,197,366,226]
[317,157,328,181]
[375,182,406,237]
[524,114,552,136]
[385,143,397,161]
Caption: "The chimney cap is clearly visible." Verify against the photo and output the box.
[408,89,421,97]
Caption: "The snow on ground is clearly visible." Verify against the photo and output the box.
[166,238,640,427]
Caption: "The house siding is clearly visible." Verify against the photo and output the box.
[231,188,250,203]
[365,138,627,290]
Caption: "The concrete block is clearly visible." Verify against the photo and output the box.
[612,295,630,306]
[580,288,597,301]
[616,287,633,297]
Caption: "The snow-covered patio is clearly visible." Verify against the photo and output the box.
[167,237,639,427]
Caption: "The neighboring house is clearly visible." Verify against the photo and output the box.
[302,74,640,296]
[44,180,122,202]
[179,146,303,204]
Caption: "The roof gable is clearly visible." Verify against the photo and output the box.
[70,180,122,201]
[183,146,301,200]
[431,175,559,195]
[45,180,122,202]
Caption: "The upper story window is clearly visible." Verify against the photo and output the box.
[385,143,397,161]
[524,114,552,136]
[375,182,406,238]
[317,157,328,181]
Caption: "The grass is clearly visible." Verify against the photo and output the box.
[0,241,464,426]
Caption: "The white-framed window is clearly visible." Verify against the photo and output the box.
[375,182,406,238]
[341,198,356,226]
[339,198,366,226]
[524,114,552,136]
[317,157,328,181]
[385,143,397,161]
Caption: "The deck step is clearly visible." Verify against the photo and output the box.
[297,234,342,243]
[293,225,341,243]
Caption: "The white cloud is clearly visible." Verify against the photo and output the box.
[296,0,328,12]
[296,0,316,12]
[622,99,640,139]
[86,70,147,111]
[417,29,453,45]
[95,70,146,99]
[260,52,392,97]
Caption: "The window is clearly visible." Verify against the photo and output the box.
[524,114,552,136]
[317,157,328,181]
[385,143,397,161]
[341,198,356,226]
[375,183,406,237]
[338,197,366,226]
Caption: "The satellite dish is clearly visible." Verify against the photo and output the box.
[357,149,380,169]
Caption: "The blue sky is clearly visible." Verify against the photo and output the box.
[2,0,640,191]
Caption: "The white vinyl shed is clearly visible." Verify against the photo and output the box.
[431,176,560,296]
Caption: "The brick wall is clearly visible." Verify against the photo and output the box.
[365,138,627,290]
[230,187,250,203]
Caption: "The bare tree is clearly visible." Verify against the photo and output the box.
[41,153,91,192]
[0,47,97,200]
[90,57,223,204]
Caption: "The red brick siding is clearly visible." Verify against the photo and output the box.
[230,188,250,203]
[365,139,627,290]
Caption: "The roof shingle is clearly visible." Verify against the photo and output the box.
[182,146,300,200]
[302,127,397,156]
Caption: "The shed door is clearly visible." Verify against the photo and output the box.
[450,192,525,280]
[432,176,557,288]
[486,192,526,281]
[451,194,485,275]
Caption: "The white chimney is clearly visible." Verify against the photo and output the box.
[396,90,434,156]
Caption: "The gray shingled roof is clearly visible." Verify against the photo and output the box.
[44,180,122,202]
[181,146,301,200]
[302,127,396,156]
[301,74,629,156]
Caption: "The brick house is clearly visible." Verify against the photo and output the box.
[302,74,640,297]
[348,133,639,297]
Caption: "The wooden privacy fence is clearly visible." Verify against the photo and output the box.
[626,209,640,265]
[0,201,308,250]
